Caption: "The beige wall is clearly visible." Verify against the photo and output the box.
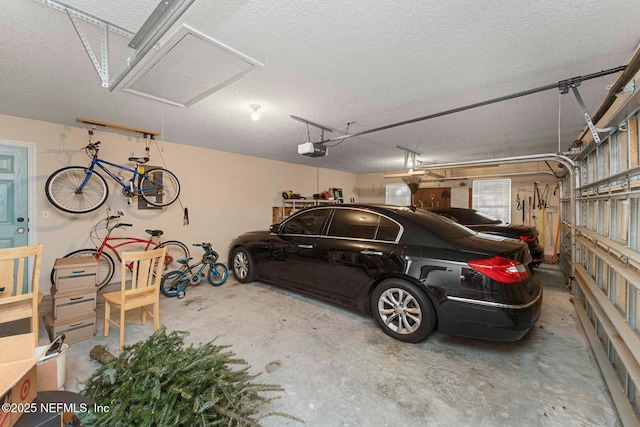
[1,112,564,291]
[0,114,356,293]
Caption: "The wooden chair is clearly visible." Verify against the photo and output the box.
[103,247,166,349]
[0,244,44,345]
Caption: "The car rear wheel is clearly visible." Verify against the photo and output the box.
[232,247,255,283]
[371,279,435,343]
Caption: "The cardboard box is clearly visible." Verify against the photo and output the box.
[0,367,37,427]
[0,393,10,427]
[50,286,96,321]
[45,313,96,345]
[53,258,98,293]
[0,333,45,427]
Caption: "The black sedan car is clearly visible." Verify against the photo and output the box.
[229,204,542,343]
[426,207,544,267]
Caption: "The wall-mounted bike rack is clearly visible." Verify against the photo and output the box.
[76,118,160,139]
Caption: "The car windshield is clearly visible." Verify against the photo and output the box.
[408,209,476,240]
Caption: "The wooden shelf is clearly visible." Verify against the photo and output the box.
[272,199,337,223]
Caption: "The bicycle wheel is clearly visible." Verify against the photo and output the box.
[50,249,115,290]
[207,263,228,286]
[45,167,109,214]
[160,270,187,298]
[159,241,189,272]
[139,168,180,207]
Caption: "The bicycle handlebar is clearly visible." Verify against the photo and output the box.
[116,223,133,228]
[83,141,101,150]
[193,242,213,248]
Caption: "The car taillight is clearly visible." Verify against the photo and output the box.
[519,235,536,242]
[467,256,529,284]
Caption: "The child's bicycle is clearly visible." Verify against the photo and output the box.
[160,243,228,298]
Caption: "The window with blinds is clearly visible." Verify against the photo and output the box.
[386,184,411,206]
[472,179,511,223]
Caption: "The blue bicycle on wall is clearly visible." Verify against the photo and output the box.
[45,138,180,214]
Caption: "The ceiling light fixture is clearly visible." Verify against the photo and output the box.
[250,104,261,121]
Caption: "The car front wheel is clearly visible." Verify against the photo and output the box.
[371,279,436,343]
[232,247,255,283]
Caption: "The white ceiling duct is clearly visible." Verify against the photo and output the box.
[119,24,263,107]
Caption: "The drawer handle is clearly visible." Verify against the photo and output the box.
[70,323,82,327]
[70,297,84,300]
[71,270,86,274]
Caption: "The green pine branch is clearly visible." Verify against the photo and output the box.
[80,327,303,426]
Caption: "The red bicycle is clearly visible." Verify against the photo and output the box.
[51,210,189,290]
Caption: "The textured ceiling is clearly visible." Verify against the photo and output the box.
[1,0,639,173]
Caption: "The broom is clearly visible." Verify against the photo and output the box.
[402,175,422,206]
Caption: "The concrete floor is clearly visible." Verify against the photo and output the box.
[40,264,619,426]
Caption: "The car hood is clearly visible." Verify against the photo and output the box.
[229,229,270,244]
[240,229,270,237]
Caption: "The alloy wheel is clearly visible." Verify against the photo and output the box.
[377,287,422,335]
[234,251,249,279]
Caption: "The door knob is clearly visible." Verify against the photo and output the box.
[17,227,25,234]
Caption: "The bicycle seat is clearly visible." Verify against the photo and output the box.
[145,229,163,237]
[129,157,149,164]
[177,257,192,264]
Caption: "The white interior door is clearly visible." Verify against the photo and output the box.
[0,144,29,248]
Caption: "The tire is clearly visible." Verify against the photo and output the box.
[139,168,180,207]
[45,167,109,214]
[232,247,255,283]
[207,263,228,286]
[371,279,436,343]
[159,241,189,273]
[50,249,115,290]
[160,270,186,298]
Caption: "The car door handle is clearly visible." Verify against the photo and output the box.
[360,250,383,256]
[298,244,314,249]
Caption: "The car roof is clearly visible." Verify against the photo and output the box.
[426,207,475,214]
[288,203,477,244]
[424,206,502,224]
[297,203,413,214]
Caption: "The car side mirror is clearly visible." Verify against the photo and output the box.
[270,224,281,234]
